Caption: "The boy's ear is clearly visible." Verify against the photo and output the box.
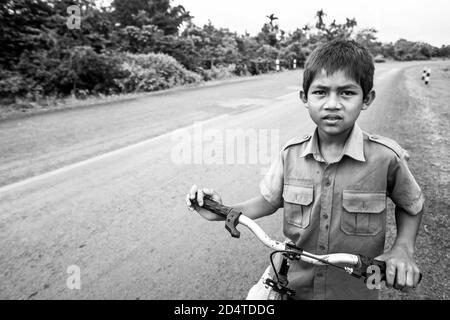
[299,90,308,106]
[362,90,376,110]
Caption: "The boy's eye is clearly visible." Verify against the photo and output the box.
[341,91,356,96]
[312,90,326,96]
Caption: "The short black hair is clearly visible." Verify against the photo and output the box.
[302,40,374,99]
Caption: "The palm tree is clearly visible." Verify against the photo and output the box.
[266,13,278,29]
[315,9,326,30]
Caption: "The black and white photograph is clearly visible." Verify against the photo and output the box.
[0,0,449,306]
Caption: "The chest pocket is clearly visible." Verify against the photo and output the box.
[283,183,314,229]
[341,191,386,236]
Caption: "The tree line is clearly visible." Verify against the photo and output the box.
[1,0,449,105]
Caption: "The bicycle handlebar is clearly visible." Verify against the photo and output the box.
[239,215,361,266]
[191,197,361,266]
[190,196,422,284]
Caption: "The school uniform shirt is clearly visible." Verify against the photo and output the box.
[260,123,424,300]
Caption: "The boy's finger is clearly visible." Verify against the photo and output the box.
[395,263,406,289]
[185,194,193,207]
[203,188,219,200]
[189,184,198,199]
[202,188,212,195]
[197,189,205,206]
[385,262,396,288]
[185,194,195,211]
[405,267,414,289]
[203,188,222,203]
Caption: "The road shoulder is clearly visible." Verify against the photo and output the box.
[380,61,450,300]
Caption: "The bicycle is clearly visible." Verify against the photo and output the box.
[190,196,422,300]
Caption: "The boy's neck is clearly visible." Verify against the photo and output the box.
[316,126,354,162]
[317,126,353,146]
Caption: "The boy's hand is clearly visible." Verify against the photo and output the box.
[185,184,224,221]
[376,244,421,292]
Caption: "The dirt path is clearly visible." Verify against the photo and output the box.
[377,62,450,300]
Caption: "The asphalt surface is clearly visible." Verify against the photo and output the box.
[0,61,433,299]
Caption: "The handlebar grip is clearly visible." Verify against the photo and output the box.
[190,196,243,238]
[190,197,230,219]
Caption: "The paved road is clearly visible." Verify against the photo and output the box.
[0,61,430,299]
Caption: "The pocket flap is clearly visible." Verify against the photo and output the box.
[343,191,386,213]
[283,185,313,205]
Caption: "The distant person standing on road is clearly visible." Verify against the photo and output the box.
[186,40,424,300]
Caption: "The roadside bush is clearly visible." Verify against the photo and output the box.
[248,58,275,75]
[117,53,202,93]
[246,45,280,75]
[69,47,128,95]
[198,64,237,81]
[14,47,127,98]
[279,43,306,69]
[0,70,35,103]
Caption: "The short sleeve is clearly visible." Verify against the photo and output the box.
[259,151,284,209]
[387,155,424,215]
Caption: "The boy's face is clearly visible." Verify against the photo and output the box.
[300,69,375,139]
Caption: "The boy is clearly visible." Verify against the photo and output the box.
[186,40,424,300]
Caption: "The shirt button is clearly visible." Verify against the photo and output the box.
[325,180,331,187]
[323,214,329,219]
[320,245,326,251]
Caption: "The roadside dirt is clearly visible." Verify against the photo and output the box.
[378,62,450,300]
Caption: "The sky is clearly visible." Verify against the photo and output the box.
[173,0,450,47]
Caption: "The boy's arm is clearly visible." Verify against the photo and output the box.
[376,147,425,291]
[376,206,423,290]
[393,206,423,253]
[231,194,279,220]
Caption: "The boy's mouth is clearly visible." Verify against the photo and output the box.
[322,114,343,120]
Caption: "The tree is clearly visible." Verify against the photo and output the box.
[0,0,54,69]
[315,9,326,30]
[111,0,191,34]
[435,45,450,58]
[256,23,279,47]
[181,22,240,70]
[392,39,432,61]
[381,43,395,59]
[313,10,357,41]
[266,14,278,29]
[355,28,381,56]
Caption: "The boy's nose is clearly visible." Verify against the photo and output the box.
[325,94,340,109]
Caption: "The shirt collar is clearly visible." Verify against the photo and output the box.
[300,123,366,163]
